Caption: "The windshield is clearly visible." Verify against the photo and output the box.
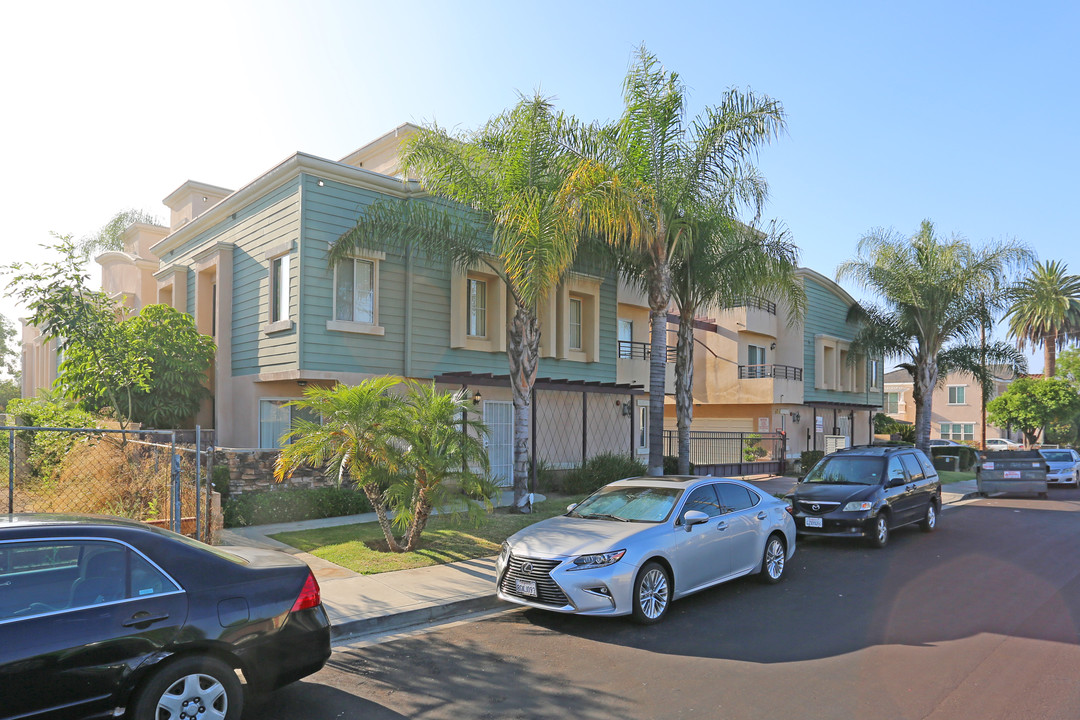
[803,457,883,486]
[568,486,682,523]
[1043,451,1073,462]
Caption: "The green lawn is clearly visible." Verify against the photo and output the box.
[270,493,588,575]
[939,470,976,484]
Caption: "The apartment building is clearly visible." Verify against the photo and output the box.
[883,368,1021,445]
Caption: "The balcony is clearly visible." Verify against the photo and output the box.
[616,341,676,393]
[722,298,778,338]
[728,297,777,315]
[738,364,803,381]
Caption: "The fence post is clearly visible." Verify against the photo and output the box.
[195,426,202,542]
[206,443,216,544]
[530,387,537,495]
[171,433,181,534]
[7,429,13,514]
[581,392,588,465]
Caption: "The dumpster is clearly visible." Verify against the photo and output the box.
[976,450,1049,498]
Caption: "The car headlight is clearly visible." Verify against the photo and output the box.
[842,501,873,512]
[569,549,626,571]
[499,541,510,561]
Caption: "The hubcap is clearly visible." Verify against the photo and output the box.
[158,673,228,720]
[877,517,888,543]
[638,568,669,619]
[766,539,784,579]
[927,506,936,528]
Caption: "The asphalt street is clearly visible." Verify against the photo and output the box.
[248,490,1080,720]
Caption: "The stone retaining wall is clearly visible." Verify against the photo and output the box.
[213,448,335,495]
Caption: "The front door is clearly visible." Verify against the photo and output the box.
[838,414,852,447]
[483,401,515,487]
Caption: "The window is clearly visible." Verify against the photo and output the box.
[747,345,767,377]
[618,319,633,358]
[335,258,375,324]
[885,392,899,414]
[886,456,906,484]
[869,360,879,388]
[940,423,975,442]
[259,399,322,449]
[899,454,925,481]
[467,278,487,337]
[270,254,290,323]
[637,404,648,452]
[681,485,723,520]
[716,483,757,512]
[569,297,583,350]
[948,386,966,405]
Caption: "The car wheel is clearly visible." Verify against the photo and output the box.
[758,534,786,584]
[919,500,938,533]
[131,655,243,720]
[632,561,671,625]
[868,513,889,549]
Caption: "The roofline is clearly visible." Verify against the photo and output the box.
[339,122,421,164]
[162,179,235,207]
[151,152,422,258]
[796,267,859,308]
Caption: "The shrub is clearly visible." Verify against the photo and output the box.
[930,445,977,472]
[528,458,560,493]
[743,434,769,462]
[560,453,647,495]
[223,486,374,528]
[800,450,825,475]
[211,465,232,497]
[8,396,101,480]
[662,455,694,474]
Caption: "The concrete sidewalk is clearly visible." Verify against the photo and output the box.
[223,478,981,642]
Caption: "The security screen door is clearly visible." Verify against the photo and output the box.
[483,401,515,487]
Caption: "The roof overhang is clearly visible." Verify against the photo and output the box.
[433,371,644,395]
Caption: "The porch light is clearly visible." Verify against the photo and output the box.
[473,391,482,405]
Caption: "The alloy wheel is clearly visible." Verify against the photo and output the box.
[638,568,669,620]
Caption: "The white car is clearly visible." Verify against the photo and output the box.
[496,476,796,624]
[1040,448,1080,487]
[986,438,1022,451]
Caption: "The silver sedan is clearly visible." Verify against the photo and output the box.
[495,476,796,624]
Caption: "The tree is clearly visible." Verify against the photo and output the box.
[1050,348,1080,445]
[274,378,495,552]
[565,46,786,474]
[334,94,589,513]
[986,376,1080,447]
[1004,260,1080,378]
[77,209,161,258]
[838,220,1031,451]
[667,215,804,474]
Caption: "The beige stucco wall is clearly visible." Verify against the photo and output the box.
[884,371,1019,443]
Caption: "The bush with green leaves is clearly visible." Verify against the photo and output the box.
[223,486,374,528]
[7,395,101,479]
[662,455,695,474]
[560,453,647,495]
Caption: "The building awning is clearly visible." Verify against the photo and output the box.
[433,371,644,395]
[808,401,882,410]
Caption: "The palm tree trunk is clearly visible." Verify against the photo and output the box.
[647,251,672,476]
[508,304,540,512]
[404,491,431,552]
[1045,343,1057,378]
[912,357,938,453]
[361,484,404,553]
[675,307,696,475]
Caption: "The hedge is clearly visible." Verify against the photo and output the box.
[223,486,373,528]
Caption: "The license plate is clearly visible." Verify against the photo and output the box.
[805,517,823,528]
[515,579,537,597]
[1004,470,1021,479]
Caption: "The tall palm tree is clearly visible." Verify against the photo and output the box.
[274,377,408,551]
[1004,260,1080,377]
[565,46,786,474]
[77,209,161,258]
[838,220,1031,451]
[333,94,589,513]
[667,215,804,474]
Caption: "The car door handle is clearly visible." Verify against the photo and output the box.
[756,512,768,520]
[716,521,728,530]
[122,612,170,627]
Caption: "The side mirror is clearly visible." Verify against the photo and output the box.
[796,476,805,483]
[683,510,709,530]
[887,476,906,488]
[566,503,578,513]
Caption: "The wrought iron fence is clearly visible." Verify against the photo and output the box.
[617,340,677,362]
[663,430,787,471]
[3,426,214,541]
[738,364,803,380]
[726,296,777,314]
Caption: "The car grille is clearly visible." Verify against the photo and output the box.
[500,554,569,607]
[798,500,842,515]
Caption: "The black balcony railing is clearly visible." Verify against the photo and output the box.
[738,364,803,380]
[617,340,677,362]
[727,296,777,315]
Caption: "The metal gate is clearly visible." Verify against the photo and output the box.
[483,402,514,487]
[4,426,213,541]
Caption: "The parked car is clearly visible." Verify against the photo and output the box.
[985,437,1022,451]
[496,476,796,624]
[1040,448,1080,487]
[0,514,331,720]
[927,439,963,447]
[790,445,941,548]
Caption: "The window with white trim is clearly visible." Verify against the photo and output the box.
[940,423,974,442]
[334,258,375,324]
[259,399,322,449]
[467,278,487,337]
[569,296,583,350]
[270,254,290,323]
[885,392,899,414]
[637,404,649,451]
[948,386,966,405]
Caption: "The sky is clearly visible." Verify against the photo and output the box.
[3,0,1077,372]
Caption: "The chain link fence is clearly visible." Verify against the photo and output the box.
[3,426,214,541]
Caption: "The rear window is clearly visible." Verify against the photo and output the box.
[145,525,249,565]
[1043,451,1073,462]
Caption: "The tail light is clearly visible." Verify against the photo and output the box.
[291,572,322,612]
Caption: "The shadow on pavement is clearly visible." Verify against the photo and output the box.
[245,681,409,720]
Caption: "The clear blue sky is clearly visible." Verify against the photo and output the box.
[3,0,1076,370]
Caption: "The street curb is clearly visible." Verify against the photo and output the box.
[330,594,503,642]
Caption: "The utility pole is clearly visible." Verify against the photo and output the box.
[980,293,988,451]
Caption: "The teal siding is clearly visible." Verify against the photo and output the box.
[803,276,884,408]
[298,174,618,382]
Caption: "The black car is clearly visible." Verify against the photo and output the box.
[0,514,331,720]
[790,446,941,548]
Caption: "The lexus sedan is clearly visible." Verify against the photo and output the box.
[1040,448,1080,487]
[496,476,796,624]
[791,445,941,548]
[0,514,331,720]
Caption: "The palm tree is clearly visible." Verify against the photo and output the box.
[392,381,495,551]
[333,94,588,513]
[837,220,1031,451]
[667,215,804,474]
[1004,260,1080,377]
[77,209,161,258]
[274,377,409,551]
[565,46,786,474]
